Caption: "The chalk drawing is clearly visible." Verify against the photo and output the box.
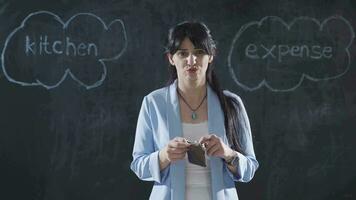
[1,11,128,89]
[228,16,355,92]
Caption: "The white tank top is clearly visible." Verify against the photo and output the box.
[182,121,212,200]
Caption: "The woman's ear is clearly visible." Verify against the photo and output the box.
[208,55,214,63]
[167,53,175,66]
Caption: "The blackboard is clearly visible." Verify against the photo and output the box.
[1,0,356,199]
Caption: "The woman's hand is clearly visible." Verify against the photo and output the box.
[200,134,239,174]
[199,134,235,161]
[159,137,190,170]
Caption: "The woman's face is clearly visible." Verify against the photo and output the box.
[168,37,213,85]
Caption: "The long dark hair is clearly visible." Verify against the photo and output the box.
[165,21,244,154]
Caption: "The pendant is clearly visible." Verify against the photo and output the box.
[191,112,197,120]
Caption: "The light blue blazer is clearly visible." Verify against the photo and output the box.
[130,80,259,200]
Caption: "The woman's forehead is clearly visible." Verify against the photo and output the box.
[179,37,195,49]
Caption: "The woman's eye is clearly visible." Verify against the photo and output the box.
[195,49,206,55]
[178,51,189,57]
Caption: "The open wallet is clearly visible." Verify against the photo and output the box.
[187,141,206,167]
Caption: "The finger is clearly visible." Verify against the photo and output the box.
[207,144,221,156]
[210,134,218,139]
[204,141,215,153]
[174,137,188,143]
[204,137,219,150]
[209,134,221,144]
[200,133,220,142]
[169,141,190,148]
[171,138,187,147]
[199,137,211,145]
[168,147,188,154]
[199,135,212,144]
[167,145,188,151]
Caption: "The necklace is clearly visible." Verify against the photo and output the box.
[177,88,207,120]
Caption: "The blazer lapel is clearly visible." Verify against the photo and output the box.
[167,80,185,200]
[207,85,226,200]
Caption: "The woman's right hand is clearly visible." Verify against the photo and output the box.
[159,137,190,170]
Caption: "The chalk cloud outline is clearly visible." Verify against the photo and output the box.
[227,16,355,92]
[1,10,128,89]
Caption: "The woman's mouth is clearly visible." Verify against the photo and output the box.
[187,68,197,73]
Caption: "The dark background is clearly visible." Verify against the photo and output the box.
[1,0,356,199]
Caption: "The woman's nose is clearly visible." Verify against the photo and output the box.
[186,54,197,65]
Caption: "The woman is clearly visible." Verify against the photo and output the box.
[130,21,259,200]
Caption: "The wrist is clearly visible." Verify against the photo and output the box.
[223,149,235,161]
[159,148,170,164]
[224,150,238,165]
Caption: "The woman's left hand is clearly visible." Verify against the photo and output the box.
[199,134,235,161]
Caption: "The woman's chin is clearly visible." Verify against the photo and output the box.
[186,75,198,82]
[185,77,207,86]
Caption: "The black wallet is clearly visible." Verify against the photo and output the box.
[187,141,206,167]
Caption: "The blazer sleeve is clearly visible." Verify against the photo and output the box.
[224,95,259,183]
[130,96,169,184]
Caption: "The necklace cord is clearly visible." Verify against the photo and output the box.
[177,89,207,112]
